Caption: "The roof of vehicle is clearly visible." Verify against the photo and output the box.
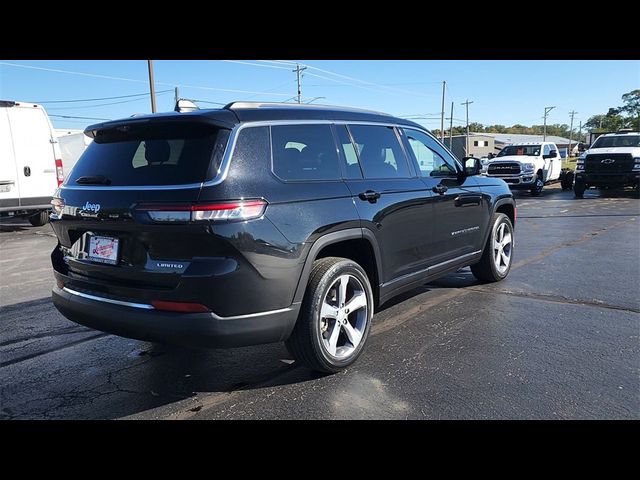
[0,100,46,110]
[600,131,640,136]
[84,101,424,136]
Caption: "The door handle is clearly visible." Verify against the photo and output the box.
[0,180,15,185]
[455,195,481,207]
[23,166,31,177]
[358,190,381,203]
[432,184,448,195]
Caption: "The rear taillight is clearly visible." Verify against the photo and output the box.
[55,159,64,187]
[151,300,211,313]
[51,197,65,216]
[136,199,268,223]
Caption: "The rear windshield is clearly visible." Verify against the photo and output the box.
[67,123,230,186]
[497,145,541,157]
[591,135,640,148]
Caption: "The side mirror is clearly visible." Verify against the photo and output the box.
[543,150,558,159]
[463,156,481,176]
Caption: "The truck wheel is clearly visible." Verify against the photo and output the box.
[574,181,586,198]
[471,213,513,283]
[285,257,374,373]
[530,174,544,196]
[28,210,49,227]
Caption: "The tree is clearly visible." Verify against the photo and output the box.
[620,89,640,130]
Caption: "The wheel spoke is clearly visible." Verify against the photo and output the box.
[338,275,349,306]
[327,321,341,356]
[343,322,362,347]
[321,301,339,319]
[501,232,512,248]
[494,249,501,266]
[344,291,367,313]
[500,250,510,266]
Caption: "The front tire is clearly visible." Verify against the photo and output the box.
[530,173,544,196]
[471,213,514,282]
[28,210,49,227]
[574,180,586,198]
[285,257,374,373]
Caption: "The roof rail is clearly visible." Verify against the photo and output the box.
[223,101,390,116]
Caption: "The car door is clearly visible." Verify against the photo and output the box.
[7,105,58,205]
[401,128,486,268]
[547,143,561,180]
[0,107,20,208]
[336,123,434,284]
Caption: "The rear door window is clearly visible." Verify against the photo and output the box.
[67,123,229,186]
[347,125,410,179]
[271,124,341,181]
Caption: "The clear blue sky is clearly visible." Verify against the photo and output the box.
[1,60,638,131]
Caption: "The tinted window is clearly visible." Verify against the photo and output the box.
[335,125,362,179]
[68,123,228,186]
[591,135,640,148]
[498,145,541,157]
[271,124,340,181]
[348,125,410,179]
[403,128,456,177]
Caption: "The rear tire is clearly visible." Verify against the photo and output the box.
[28,210,49,227]
[471,213,514,283]
[285,257,374,373]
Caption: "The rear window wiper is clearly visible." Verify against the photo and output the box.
[75,175,111,185]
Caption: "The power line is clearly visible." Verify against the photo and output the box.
[1,61,292,97]
[46,91,172,110]
[49,114,111,121]
[33,89,173,104]
[221,60,291,70]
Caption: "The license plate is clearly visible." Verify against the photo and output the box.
[88,235,119,265]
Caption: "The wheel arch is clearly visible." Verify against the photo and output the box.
[293,228,382,306]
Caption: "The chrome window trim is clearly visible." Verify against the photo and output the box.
[61,120,434,191]
[61,286,297,320]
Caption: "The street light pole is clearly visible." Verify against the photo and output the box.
[543,106,555,141]
[449,101,454,150]
[293,64,307,104]
[147,60,157,113]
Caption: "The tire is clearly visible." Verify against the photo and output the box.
[530,173,544,196]
[285,257,374,373]
[28,210,49,227]
[471,213,514,283]
[560,169,574,190]
[574,181,586,198]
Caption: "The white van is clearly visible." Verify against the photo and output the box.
[0,100,64,226]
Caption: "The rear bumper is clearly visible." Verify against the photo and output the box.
[576,172,640,186]
[52,285,300,348]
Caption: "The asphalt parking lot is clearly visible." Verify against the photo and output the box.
[1,185,639,419]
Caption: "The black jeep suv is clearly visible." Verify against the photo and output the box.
[50,102,516,372]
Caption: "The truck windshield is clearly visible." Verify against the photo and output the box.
[591,135,640,148]
[497,145,541,157]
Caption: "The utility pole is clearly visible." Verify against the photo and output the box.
[543,106,555,141]
[440,81,446,142]
[461,99,474,156]
[293,63,307,104]
[174,86,180,105]
[449,101,454,150]
[578,120,583,144]
[147,60,157,113]
[568,110,577,157]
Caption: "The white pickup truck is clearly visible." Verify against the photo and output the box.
[483,141,562,196]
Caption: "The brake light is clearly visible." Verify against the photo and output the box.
[151,300,211,313]
[137,199,268,223]
[55,159,64,187]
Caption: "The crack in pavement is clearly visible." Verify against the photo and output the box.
[465,287,640,314]
[0,333,109,368]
